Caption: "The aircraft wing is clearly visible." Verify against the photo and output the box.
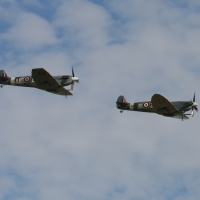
[157,113,189,120]
[32,68,60,88]
[44,87,72,96]
[172,113,189,120]
[32,68,72,95]
[151,94,178,113]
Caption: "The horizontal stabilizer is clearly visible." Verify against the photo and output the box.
[0,70,9,82]
[0,76,9,82]
[116,101,128,106]
[116,95,129,109]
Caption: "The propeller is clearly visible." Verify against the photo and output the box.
[191,93,198,117]
[72,67,75,77]
[71,67,79,91]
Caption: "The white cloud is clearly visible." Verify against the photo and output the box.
[54,0,112,48]
[18,0,42,8]
[0,0,200,200]
[2,12,58,50]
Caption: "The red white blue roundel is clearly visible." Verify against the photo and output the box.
[143,102,150,109]
[24,76,31,83]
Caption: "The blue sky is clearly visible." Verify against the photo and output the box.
[0,0,200,200]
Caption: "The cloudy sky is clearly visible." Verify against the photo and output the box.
[0,0,200,199]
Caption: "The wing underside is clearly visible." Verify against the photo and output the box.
[32,68,72,95]
[40,87,72,95]
[172,113,189,119]
[161,113,189,119]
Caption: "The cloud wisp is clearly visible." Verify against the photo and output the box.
[0,0,200,200]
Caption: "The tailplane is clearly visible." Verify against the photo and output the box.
[0,70,9,83]
[116,95,129,110]
[0,70,8,78]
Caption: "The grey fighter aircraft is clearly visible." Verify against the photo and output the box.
[116,94,198,120]
[0,68,79,96]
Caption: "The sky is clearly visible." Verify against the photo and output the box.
[0,0,200,200]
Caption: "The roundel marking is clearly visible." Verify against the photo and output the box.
[24,76,31,83]
[143,102,150,109]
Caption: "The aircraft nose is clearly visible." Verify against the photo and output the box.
[71,77,79,83]
[193,102,198,107]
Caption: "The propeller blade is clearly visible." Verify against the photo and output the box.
[72,67,75,77]
[192,109,194,117]
[193,93,195,102]
[71,81,74,91]
[188,93,198,117]
[71,67,79,92]
[71,67,79,83]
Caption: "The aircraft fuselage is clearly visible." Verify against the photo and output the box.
[0,75,73,88]
[118,101,193,113]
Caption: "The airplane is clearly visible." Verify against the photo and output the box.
[0,68,79,96]
[116,94,198,120]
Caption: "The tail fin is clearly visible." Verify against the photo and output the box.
[116,95,129,109]
[0,70,9,82]
[0,70,8,78]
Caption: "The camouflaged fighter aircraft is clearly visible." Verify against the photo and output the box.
[0,68,79,96]
[116,94,198,120]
